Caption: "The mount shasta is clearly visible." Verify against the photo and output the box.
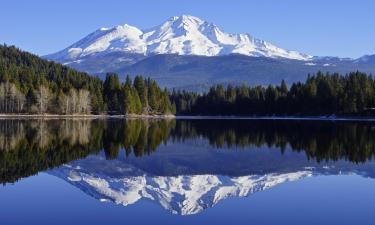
[46,15,375,90]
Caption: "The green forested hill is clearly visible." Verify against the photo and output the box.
[0,44,105,113]
[0,45,174,115]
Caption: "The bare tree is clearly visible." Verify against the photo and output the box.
[58,92,69,114]
[78,89,91,114]
[36,85,50,114]
[0,82,26,113]
[68,89,78,114]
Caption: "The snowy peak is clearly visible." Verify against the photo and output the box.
[50,163,313,215]
[164,15,206,29]
[77,23,145,56]
[143,15,223,56]
[46,15,311,61]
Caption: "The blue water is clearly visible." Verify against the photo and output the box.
[0,119,375,225]
[1,174,375,225]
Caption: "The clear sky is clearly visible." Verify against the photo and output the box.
[1,0,374,58]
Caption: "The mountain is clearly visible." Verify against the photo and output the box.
[354,54,375,64]
[45,15,375,90]
[46,15,310,62]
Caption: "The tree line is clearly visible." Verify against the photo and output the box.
[0,44,174,115]
[171,71,375,116]
[3,44,375,116]
[103,73,175,115]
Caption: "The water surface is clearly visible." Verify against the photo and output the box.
[1,119,375,225]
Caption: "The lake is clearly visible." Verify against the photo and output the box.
[1,118,375,225]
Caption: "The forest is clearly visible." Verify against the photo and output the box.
[2,44,375,116]
[0,44,175,115]
[171,71,375,116]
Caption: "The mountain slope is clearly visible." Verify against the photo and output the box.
[50,53,375,91]
[116,54,375,90]
[46,15,310,63]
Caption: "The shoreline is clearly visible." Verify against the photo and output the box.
[0,114,176,119]
[0,114,375,121]
[174,115,375,122]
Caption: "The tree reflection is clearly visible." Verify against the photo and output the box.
[171,120,375,163]
[1,119,375,184]
[0,119,176,184]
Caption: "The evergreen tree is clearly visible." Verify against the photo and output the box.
[132,89,142,114]
[133,76,148,113]
[103,73,121,113]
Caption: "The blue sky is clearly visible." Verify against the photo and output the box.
[1,0,374,58]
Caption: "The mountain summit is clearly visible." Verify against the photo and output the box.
[46,15,311,62]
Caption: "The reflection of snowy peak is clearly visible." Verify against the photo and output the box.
[46,15,311,62]
[50,160,312,215]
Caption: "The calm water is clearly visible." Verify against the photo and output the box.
[1,119,375,225]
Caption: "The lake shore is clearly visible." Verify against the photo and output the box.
[0,114,375,121]
[0,114,176,119]
[174,115,375,121]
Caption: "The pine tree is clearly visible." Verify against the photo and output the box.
[132,89,142,114]
[133,76,148,114]
[280,80,288,97]
[103,73,121,113]
[122,85,134,114]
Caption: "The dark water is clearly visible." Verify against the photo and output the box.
[1,119,375,225]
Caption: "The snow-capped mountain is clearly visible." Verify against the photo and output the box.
[46,15,311,62]
[50,162,312,215]
[44,15,375,90]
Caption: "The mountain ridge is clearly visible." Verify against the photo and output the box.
[46,15,311,62]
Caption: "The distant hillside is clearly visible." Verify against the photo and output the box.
[48,53,375,91]
[117,54,375,90]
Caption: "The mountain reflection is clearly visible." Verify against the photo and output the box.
[2,118,375,214]
[0,119,375,192]
[51,158,314,215]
